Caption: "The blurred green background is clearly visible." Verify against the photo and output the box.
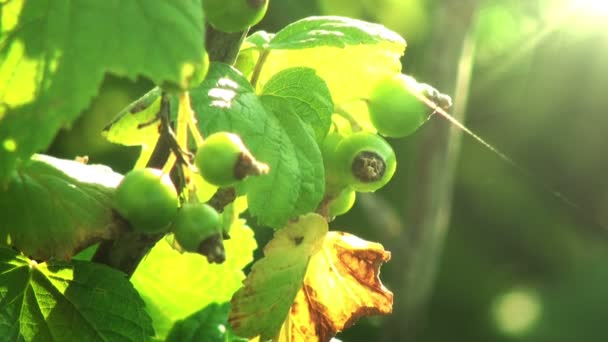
[48,0,608,341]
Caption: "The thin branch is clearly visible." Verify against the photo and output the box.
[92,26,248,277]
[205,25,248,65]
[250,49,270,89]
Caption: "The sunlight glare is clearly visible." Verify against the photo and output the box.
[573,0,608,17]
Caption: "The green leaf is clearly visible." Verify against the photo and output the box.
[103,87,163,148]
[131,218,256,340]
[269,16,405,49]
[261,67,333,142]
[253,16,406,131]
[166,302,247,342]
[0,0,206,181]
[229,214,328,340]
[0,154,125,260]
[0,247,154,341]
[190,63,325,228]
[258,95,325,218]
[102,87,163,166]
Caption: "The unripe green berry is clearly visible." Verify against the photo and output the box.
[336,132,396,192]
[172,203,221,253]
[195,132,268,187]
[321,131,347,191]
[114,168,178,234]
[368,74,429,138]
[203,0,269,33]
[162,52,210,94]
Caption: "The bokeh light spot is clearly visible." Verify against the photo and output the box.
[3,138,17,152]
[492,288,542,336]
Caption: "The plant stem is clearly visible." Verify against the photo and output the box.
[250,49,270,89]
[381,1,479,340]
[205,25,248,65]
[334,105,362,132]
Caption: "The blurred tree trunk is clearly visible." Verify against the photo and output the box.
[381,1,479,340]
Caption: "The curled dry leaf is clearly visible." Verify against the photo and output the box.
[229,213,392,342]
[276,231,392,341]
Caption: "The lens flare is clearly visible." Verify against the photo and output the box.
[573,0,608,17]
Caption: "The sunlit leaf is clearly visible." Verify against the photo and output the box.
[253,16,406,131]
[0,0,206,181]
[261,67,333,142]
[131,218,257,340]
[257,96,325,221]
[101,87,164,168]
[229,214,328,340]
[0,154,125,260]
[0,247,153,341]
[190,63,326,228]
[102,87,162,149]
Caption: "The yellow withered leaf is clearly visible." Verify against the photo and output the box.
[229,214,328,340]
[275,231,393,341]
[229,213,392,342]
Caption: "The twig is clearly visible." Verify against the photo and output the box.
[92,26,247,277]
[250,49,270,89]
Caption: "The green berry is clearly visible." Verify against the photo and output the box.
[195,132,266,187]
[162,51,210,94]
[368,74,429,138]
[172,203,221,252]
[203,0,269,33]
[321,131,347,191]
[336,132,396,192]
[114,168,178,233]
[328,188,356,217]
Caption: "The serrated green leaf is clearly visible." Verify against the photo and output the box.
[0,0,206,181]
[166,302,247,342]
[131,219,256,340]
[257,95,325,219]
[229,213,328,340]
[0,247,154,341]
[0,154,125,260]
[253,16,406,132]
[190,63,325,228]
[269,16,405,49]
[102,87,163,167]
[261,67,333,142]
[103,87,163,148]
